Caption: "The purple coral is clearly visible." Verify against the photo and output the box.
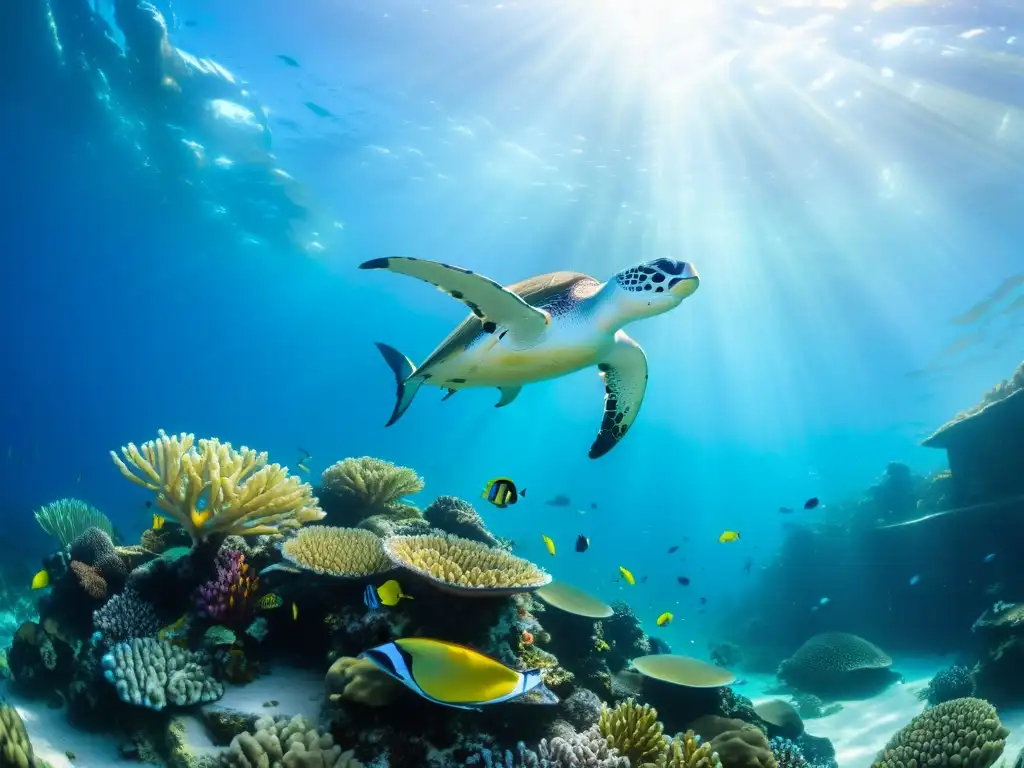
[194,550,257,623]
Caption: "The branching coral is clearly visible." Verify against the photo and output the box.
[872,698,1009,768]
[919,665,975,707]
[195,549,258,622]
[280,526,391,578]
[111,430,325,542]
[321,456,424,524]
[0,700,36,768]
[220,714,362,768]
[599,698,666,767]
[101,637,223,710]
[383,533,551,595]
[659,731,723,768]
[33,498,114,549]
[93,589,161,642]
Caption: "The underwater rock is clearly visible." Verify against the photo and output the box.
[754,700,804,740]
[710,641,744,669]
[972,636,1024,707]
[777,632,899,700]
[7,621,74,695]
[866,462,924,525]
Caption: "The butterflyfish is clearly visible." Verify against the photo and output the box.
[718,530,740,543]
[257,594,283,610]
[482,477,525,509]
[358,637,557,711]
[31,569,50,589]
[619,566,635,586]
[804,497,820,510]
[656,612,673,627]
[152,514,166,530]
[297,461,311,474]
[575,535,589,553]
[291,603,298,620]
[365,580,412,610]
[541,535,556,556]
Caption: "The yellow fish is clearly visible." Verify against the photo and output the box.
[718,530,741,543]
[541,535,556,556]
[257,594,283,610]
[656,612,673,627]
[31,569,49,590]
[152,514,166,530]
[619,566,635,586]
[291,602,298,620]
[297,461,311,474]
[482,477,524,509]
[376,579,413,607]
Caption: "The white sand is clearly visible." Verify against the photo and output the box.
[205,664,325,723]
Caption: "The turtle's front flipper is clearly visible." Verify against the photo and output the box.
[495,385,522,408]
[589,331,649,459]
[360,257,550,348]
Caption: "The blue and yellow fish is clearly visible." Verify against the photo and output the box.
[482,477,525,509]
[152,514,166,530]
[359,637,557,711]
[364,580,413,610]
[31,570,49,590]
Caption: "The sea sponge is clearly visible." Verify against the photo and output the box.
[33,497,114,549]
[871,697,1009,768]
[777,633,895,698]
[321,456,424,522]
[599,698,666,767]
[220,714,362,768]
[325,657,402,707]
[69,561,107,600]
[710,727,778,768]
[93,589,161,642]
[0,701,35,768]
[280,527,391,578]
[101,637,224,710]
[659,731,723,768]
[383,533,551,595]
[111,430,325,542]
[423,495,499,546]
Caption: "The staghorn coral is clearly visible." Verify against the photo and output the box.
[0,700,36,768]
[538,724,630,767]
[34,498,114,549]
[659,731,722,768]
[111,430,325,542]
[424,495,499,546]
[777,633,895,698]
[195,549,258,623]
[321,457,424,523]
[220,714,362,768]
[383,533,551,594]
[871,697,1008,768]
[919,665,975,707]
[101,637,224,710]
[69,561,107,600]
[280,526,391,578]
[93,589,161,642]
[599,698,665,767]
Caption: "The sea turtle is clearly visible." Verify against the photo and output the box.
[360,256,700,458]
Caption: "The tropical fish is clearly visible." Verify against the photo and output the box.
[545,494,571,507]
[152,514,166,530]
[699,597,707,605]
[804,497,820,510]
[483,478,524,508]
[291,603,298,620]
[144,501,153,509]
[778,506,794,514]
[619,566,635,586]
[667,545,680,554]
[575,535,589,553]
[656,612,673,627]
[743,557,753,574]
[909,574,920,586]
[257,594,283,610]
[31,570,49,589]
[296,448,312,474]
[277,54,301,67]
[640,576,648,584]
[590,502,598,509]
[297,461,311,474]
[541,535,556,556]
[677,576,690,586]
[366,579,413,609]
[819,596,830,606]
[984,553,996,563]
[358,637,558,710]
[305,101,333,119]
[718,531,740,543]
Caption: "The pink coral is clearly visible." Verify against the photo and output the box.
[194,550,258,623]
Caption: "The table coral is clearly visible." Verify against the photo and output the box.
[280,526,391,577]
[111,430,325,542]
[102,636,224,710]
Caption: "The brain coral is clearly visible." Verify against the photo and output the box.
[778,633,895,697]
[383,533,551,595]
[321,456,424,523]
[280,526,391,578]
[871,697,1009,768]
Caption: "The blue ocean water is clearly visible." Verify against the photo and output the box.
[1,0,1022,660]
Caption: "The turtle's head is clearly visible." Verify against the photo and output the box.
[600,258,699,329]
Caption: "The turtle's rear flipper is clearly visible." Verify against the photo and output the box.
[589,331,649,459]
[373,342,423,427]
[360,257,550,348]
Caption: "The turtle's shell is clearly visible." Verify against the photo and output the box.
[418,271,597,371]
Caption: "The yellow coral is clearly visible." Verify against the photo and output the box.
[321,457,424,516]
[599,698,667,768]
[659,731,722,768]
[872,697,1009,768]
[383,534,551,595]
[0,701,35,768]
[280,526,391,578]
[111,430,325,542]
[325,657,402,707]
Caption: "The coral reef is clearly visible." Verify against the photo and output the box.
[424,496,500,547]
[865,462,923,526]
[0,700,36,768]
[195,549,258,623]
[280,526,391,578]
[753,701,803,740]
[220,714,363,768]
[870,697,1009,768]
[93,589,161,642]
[659,731,723,768]
[709,727,778,768]
[777,633,898,699]
[789,694,842,720]
[34,498,114,549]
[112,430,325,542]
[598,698,665,766]
[320,456,424,526]
[383,534,551,595]
[919,665,975,707]
[102,637,224,710]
